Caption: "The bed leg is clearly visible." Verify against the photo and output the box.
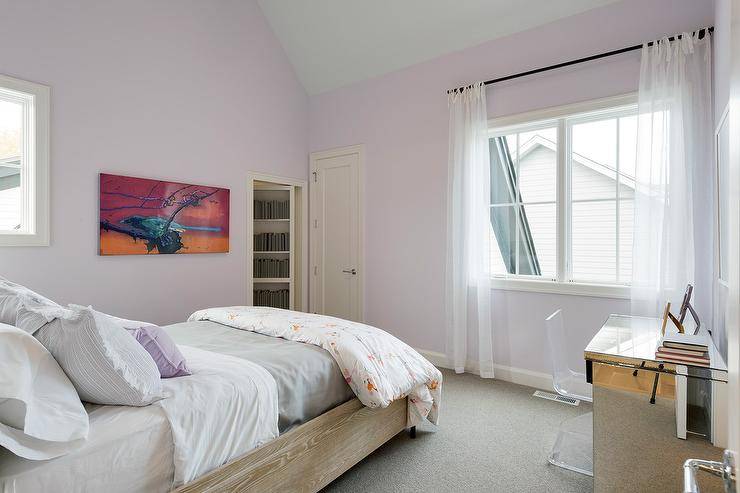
[408,426,416,439]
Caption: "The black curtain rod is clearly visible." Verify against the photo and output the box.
[448,26,713,93]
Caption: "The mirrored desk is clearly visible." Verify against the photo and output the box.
[585,314,728,492]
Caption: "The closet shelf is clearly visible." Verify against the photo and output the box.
[250,177,302,311]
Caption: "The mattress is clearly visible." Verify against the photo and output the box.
[0,403,174,493]
[163,320,355,432]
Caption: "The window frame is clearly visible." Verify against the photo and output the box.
[487,93,637,299]
[0,74,50,246]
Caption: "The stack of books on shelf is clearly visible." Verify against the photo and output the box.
[253,232,289,251]
[655,333,710,367]
[254,200,289,219]
[254,289,289,309]
[253,258,289,278]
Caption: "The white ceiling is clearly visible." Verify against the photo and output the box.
[258,0,619,95]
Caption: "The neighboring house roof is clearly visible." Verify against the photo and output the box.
[0,156,20,179]
[514,135,635,189]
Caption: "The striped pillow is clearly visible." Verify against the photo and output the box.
[34,306,162,406]
[0,278,61,335]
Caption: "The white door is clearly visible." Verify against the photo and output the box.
[310,145,363,321]
[726,0,740,481]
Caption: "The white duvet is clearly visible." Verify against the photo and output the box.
[189,306,442,426]
[156,345,279,486]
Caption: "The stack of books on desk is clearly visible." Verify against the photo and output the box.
[655,333,710,367]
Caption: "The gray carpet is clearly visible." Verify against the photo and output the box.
[323,369,593,493]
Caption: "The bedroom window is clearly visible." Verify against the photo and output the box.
[0,75,49,246]
[488,95,637,297]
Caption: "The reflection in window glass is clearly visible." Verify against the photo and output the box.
[489,126,557,279]
[717,113,730,280]
[0,100,22,232]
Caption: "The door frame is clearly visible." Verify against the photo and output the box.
[246,171,309,311]
[309,144,365,321]
[727,0,740,460]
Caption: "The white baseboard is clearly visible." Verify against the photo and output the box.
[416,349,553,392]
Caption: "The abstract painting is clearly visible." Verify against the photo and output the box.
[99,173,229,255]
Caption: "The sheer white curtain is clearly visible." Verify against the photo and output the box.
[445,82,494,378]
[631,32,712,316]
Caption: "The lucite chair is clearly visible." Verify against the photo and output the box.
[544,309,593,477]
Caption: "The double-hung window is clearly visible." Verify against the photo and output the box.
[0,74,49,246]
[488,95,637,297]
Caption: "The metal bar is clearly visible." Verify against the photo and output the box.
[447,27,713,94]
[615,117,621,283]
[558,119,568,283]
[490,200,556,208]
[649,372,660,404]
[587,359,728,384]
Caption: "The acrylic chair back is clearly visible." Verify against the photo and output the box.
[545,309,574,394]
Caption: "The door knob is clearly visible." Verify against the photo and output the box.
[342,268,357,275]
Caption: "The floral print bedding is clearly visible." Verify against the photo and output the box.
[188,306,442,426]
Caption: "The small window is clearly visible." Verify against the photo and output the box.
[488,96,638,296]
[0,75,49,246]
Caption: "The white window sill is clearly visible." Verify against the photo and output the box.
[490,277,630,299]
[0,232,49,247]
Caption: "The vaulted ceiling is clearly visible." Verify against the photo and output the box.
[258,0,619,95]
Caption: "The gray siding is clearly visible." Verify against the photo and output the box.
[491,145,634,283]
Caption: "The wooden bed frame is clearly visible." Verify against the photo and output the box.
[174,396,409,492]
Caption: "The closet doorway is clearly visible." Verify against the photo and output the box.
[309,145,364,322]
[247,172,308,311]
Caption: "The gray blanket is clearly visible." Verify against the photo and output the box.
[163,320,354,433]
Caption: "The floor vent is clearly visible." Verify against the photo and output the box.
[533,390,580,406]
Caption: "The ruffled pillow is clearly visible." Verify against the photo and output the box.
[0,277,61,334]
[102,314,191,378]
[126,325,191,378]
[34,306,162,406]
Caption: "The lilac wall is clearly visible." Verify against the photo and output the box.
[715,0,732,125]
[0,0,308,324]
[309,0,715,373]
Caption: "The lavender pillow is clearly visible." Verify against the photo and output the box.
[126,325,191,378]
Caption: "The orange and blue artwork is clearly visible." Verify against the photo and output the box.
[99,173,229,255]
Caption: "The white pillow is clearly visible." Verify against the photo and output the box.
[34,305,163,407]
[0,277,61,334]
[0,322,89,460]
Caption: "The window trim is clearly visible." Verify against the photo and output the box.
[487,93,638,131]
[487,93,637,298]
[490,276,630,299]
[0,74,50,246]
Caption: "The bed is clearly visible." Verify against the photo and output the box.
[0,318,417,493]
[166,319,411,493]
